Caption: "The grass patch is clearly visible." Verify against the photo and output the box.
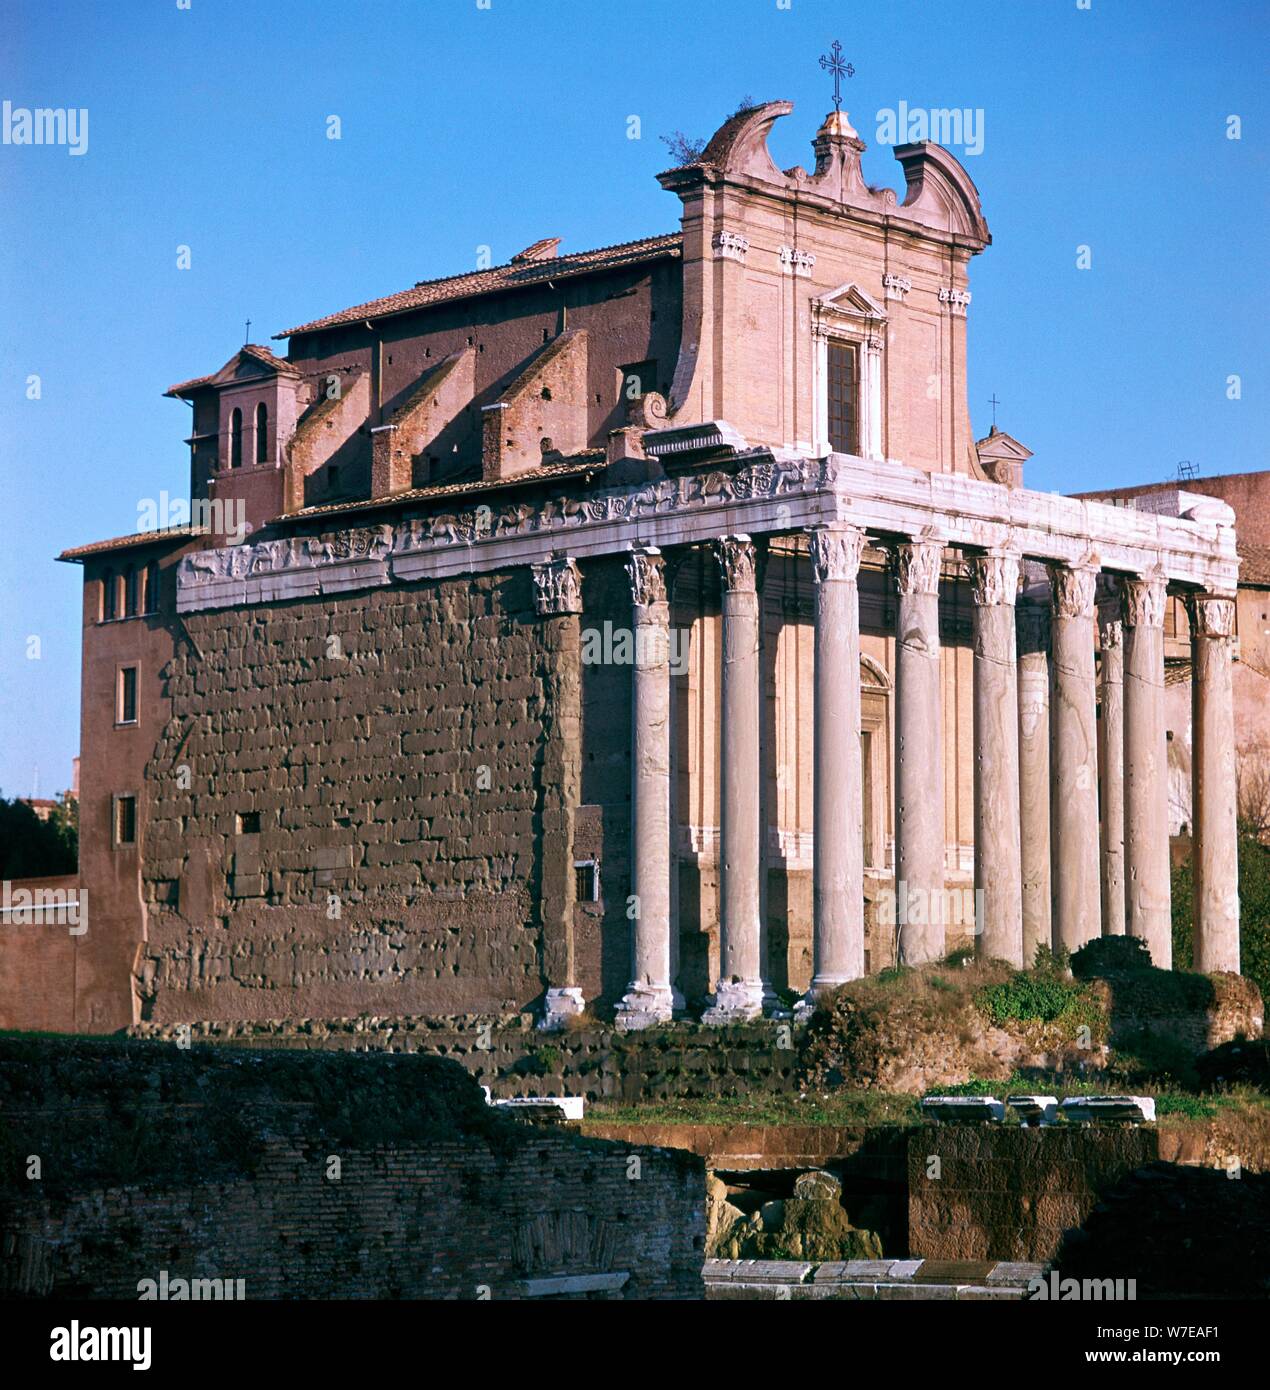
[587,1091,922,1128]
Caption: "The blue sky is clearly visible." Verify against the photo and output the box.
[0,0,1266,799]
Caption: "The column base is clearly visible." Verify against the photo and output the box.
[614,984,676,1031]
[702,979,765,1024]
[538,987,586,1031]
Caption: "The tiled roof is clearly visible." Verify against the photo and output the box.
[280,454,607,522]
[1238,542,1270,587]
[57,527,206,563]
[277,234,681,338]
[165,344,298,398]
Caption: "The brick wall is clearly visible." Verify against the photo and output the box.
[0,1040,704,1300]
[130,1017,807,1104]
[907,1125,1159,1262]
[137,571,572,1023]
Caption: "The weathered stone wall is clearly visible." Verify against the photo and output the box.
[138,571,563,1022]
[0,1040,704,1300]
[130,1017,806,1104]
[907,1125,1159,1262]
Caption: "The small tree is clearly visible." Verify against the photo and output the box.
[0,796,78,878]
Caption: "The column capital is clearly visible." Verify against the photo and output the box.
[1098,612,1124,650]
[807,524,865,584]
[1097,590,1124,649]
[1047,561,1098,620]
[968,550,1021,607]
[890,537,944,596]
[1122,569,1168,629]
[1016,598,1051,655]
[531,556,583,616]
[714,535,758,594]
[626,545,666,607]
[1186,591,1236,639]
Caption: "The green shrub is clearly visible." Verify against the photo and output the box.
[975,972,1088,1025]
[1071,934,1154,978]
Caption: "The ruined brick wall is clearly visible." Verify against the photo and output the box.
[0,1041,704,1300]
[138,570,572,1023]
[907,1125,1159,1262]
[130,1016,807,1104]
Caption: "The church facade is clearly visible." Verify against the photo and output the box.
[42,100,1240,1034]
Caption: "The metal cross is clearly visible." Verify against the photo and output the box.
[989,393,1001,428]
[819,40,855,112]
[244,318,252,344]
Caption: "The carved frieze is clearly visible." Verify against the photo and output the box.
[1048,563,1098,620]
[891,539,944,597]
[178,525,393,586]
[807,524,865,584]
[1121,572,1168,629]
[626,546,666,607]
[883,272,912,301]
[531,556,583,616]
[968,551,1021,607]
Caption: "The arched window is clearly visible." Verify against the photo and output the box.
[255,401,268,464]
[124,565,139,617]
[230,408,243,468]
[102,568,117,620]
[144,560,159,615]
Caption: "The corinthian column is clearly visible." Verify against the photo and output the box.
[801,524,866,1007]
[1188,592,1240,974]
[892,537,945,965]
[530,556,586,1029]
[1017,597,1052,964]
[703,535,764,1022]
[1048,561,1102,952]
[616,546,675,1028]
[1122,569,1171,968]
[969,550,1023,965]
[1097,598,1127,936]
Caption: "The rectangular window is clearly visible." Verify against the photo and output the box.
[117,665,138,725]
[144,560,159,615]
[114,794,137,846]
[574,860,600,903]
[826,340,859,455]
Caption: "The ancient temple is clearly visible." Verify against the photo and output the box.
[38,100,1239,1035]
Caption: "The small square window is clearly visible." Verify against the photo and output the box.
[236,811,261,834]
[117,666,138,725]
[574,860,600,903]
[114,794,137,846]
